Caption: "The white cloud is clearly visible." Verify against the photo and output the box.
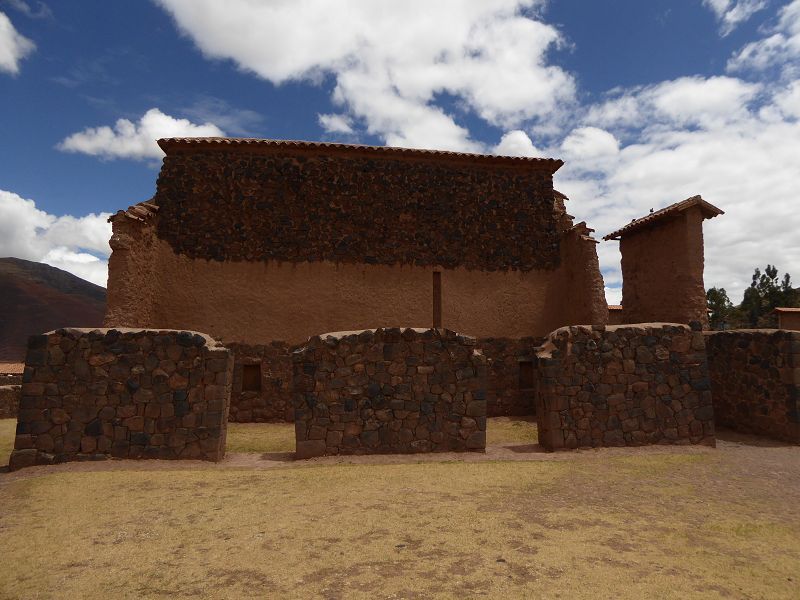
[703,0,767,36]
[58,108,225,160]
[728,0,800,73]
[0,189,111,286]
[0,10,34,74]
[318,113,354,135]
[586,76,761,132]
[3,1,52,20]
[557,73,800,304]
[155,0,575,152]
[493,130,542,157]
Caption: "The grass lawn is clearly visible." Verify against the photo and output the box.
[1,419,798,598]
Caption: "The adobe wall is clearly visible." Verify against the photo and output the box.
[706,330,799,444]
[535,324,715,450]
[9,328,232,470]
[619,206,709,328]
[292,328,487,458]
[778,313,800,331]
[0,385,20,418]
[227,341,294,422]
[106,144,608,344]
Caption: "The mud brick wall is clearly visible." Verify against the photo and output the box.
[706,330,799,444]
[0,385,20,418]
[154,143,561,272]
[228,341,294,422]
[9,328,233,471]
[535,324,715,450]
[292,328,487,458]
[479,337,542,416]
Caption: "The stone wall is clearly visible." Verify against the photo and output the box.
[0,385,20,418]
[228,341,294,422]
[9,328,233,471]
[155,139,563,272]
[535,324,715,450]
[706,330,799,444]
[0,373,22,385]
[479,337,542,416]
[292,328,487,458]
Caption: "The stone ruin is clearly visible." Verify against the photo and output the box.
[6,137,798,469]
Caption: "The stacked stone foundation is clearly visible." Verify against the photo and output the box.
[293,328,487,458]
[536,324,715,450]
[9,328,232,470]
[227,342,294,422]
[706,330,800,444]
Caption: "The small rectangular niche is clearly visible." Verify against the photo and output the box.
[242,364,262,392]
[433,271,442,329]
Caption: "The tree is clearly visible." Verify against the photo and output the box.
[706,287,737,330]
[738,265,799,328]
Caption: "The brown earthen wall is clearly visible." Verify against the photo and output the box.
[535,324,715,450]
[619,207,709,328]
[0,385,20,419]
[778,313,800,331]
[292,328,487,458]
[706,330,799,444]
[106,226,606,345]
[9,328,233,470]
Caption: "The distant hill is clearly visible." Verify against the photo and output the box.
[0,257,106,362]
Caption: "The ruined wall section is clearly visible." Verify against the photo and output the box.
[104,213,159,328]
[706,330,799,444]
[550,223,609,328]
[9,328,232,470]
[479,337,542,416]
[0,385,20,418]
[535,324,715,450]
[292,328,487,458]
[619,207,709,327]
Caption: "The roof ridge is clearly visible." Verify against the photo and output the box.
[603,195,723,240]
[156,137,563,170]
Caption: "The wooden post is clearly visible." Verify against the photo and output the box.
[432,271,442,329]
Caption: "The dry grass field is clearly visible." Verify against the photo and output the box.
[0,418,798,599]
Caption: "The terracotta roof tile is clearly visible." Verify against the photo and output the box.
[603,195,723,240]
[608,305,623,311]
[0,362,24,374]
[108,200,159,223]
[157,137,564,171]
[773,307,800,313]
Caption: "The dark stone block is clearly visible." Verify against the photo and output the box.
[84,419,102,437]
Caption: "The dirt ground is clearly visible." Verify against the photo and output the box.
[0,421,798,599]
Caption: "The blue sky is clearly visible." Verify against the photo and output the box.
[1,0,799,301]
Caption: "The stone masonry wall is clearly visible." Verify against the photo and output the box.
[228,341,294,422]
[706,330,799,444]
[154,143,562,272]
[535,324,715,450]
[479,337,542,416]
[0,385,20,418]
[292,328,487,458]
[9,328,232,470]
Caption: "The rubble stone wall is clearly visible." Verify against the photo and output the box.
[292,328,487,458]
[154,145,562,272]
[0,385,20,418]
[479,337,542,416]
[228,341,294,422]
[9,328,232,470]
[706,330,799,444]
[535,324,715,450]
